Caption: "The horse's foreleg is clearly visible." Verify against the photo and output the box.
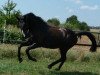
[18,44,23,63]
[18,40,32,63]
[26,43,38,61]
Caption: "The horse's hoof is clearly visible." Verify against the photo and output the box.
[19,58,23,63]
[48,65,52,69]
[32,59,37,62]
[29,58,37,62]
[34,59,37,62]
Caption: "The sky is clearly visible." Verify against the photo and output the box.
[0,0,100,26]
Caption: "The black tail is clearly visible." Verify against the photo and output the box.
[77,32,97,52]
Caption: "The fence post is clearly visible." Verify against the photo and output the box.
[98,31,100,45]
[3,20,6,43]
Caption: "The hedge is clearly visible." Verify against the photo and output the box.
[0,28,23,44]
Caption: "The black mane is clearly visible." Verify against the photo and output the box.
[24,13,48,27]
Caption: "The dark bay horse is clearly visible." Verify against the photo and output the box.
[17,13,97,70]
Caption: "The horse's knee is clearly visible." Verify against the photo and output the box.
[18,45,21,50]
[64,57,66,60]
[18,45,22,57]
[26,48,30,54]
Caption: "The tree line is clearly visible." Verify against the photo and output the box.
[47,15,90,31]
[0,0,90,31]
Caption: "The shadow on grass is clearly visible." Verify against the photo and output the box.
[50,71,98,75]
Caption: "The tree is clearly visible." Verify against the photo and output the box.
[65,15,90,31]
[0,9,4,21]
[66,15,80,30]
[0,0,21,26]
[0,9,5,27]
[2,0,16,18]
[47,18,60,27]
[63,23,74,29]
[66,15,78,24]
[80,22,90,31]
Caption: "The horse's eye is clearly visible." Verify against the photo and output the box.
[20,19,23,22]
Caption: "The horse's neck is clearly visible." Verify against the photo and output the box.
[29,24,49,34]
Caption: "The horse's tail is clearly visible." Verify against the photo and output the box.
[76,32,97,52]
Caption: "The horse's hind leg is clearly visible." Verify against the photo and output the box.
[48,58,62,69]
[56,49,67,70]
[57,36,78,70]
[56,46,74,70]
[48,48,67,70]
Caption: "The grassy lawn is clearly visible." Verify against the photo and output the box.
[0,44,100,75]
[0,58,100,75]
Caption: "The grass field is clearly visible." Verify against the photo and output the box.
[0,44,100,75]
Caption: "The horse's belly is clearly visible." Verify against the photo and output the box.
[42,39,63,48]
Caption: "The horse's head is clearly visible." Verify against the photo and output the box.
[16,14,30,38]
[17,16,25,29]
[17,13,37,28]
[17,12,46,38]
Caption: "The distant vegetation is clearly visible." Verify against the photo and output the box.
[47,15,90,31]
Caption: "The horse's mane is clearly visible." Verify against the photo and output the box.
[24,13,48,26]
[23,12,53,33]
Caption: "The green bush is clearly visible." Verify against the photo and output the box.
[0,28,23,43]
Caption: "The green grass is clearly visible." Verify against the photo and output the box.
[0,44,100,75]
[0,58,100,75]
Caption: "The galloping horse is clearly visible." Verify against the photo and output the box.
[17,13,97,70]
